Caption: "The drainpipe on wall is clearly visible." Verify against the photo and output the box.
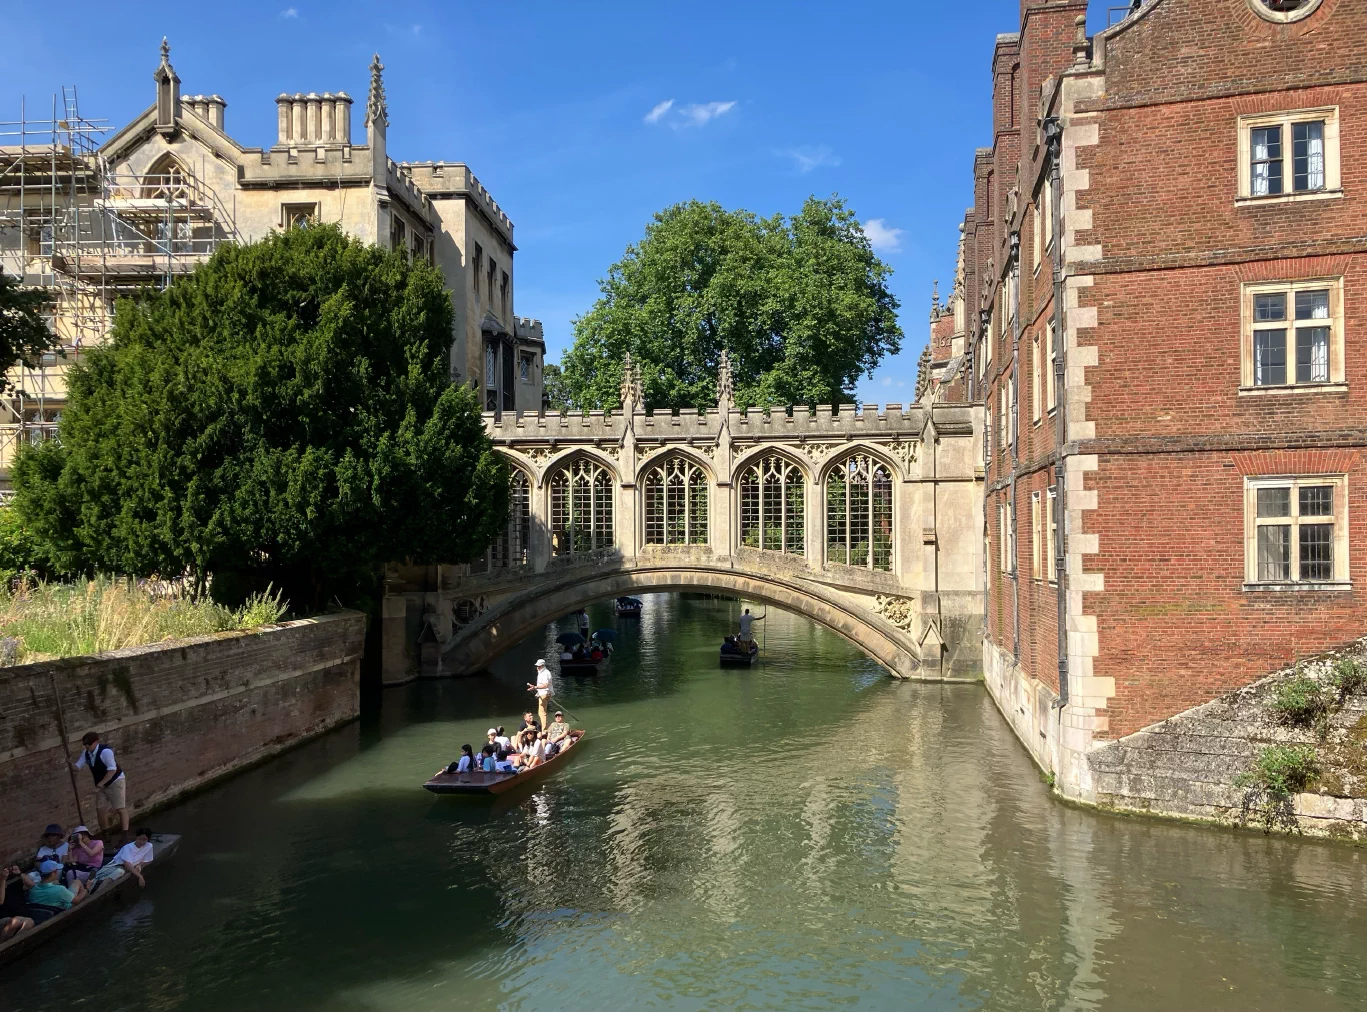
[1009,231,1022,663]
[1044,115,1070,710]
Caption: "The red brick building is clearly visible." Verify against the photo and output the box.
[964,0,1367,797]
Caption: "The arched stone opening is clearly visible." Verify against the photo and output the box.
[443,564,921,679]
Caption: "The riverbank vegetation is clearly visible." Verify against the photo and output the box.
[9,225,508,615]
[0,577,287,665]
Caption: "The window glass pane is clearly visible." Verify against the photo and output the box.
[1292,121,1326,192]
[1295,290,1330,320]
[1296,327,1330,383]
[1300,523,1333,581]
[1299,485,1333,517]
[1254,293,1287,321]
[1257,487,1291,518]
[1254,329,1287,385]
[1251,126,1283,196]
[1257,524,1291,581]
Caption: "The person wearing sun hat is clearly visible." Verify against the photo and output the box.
[527,659,554,729]
[65,826,104,889]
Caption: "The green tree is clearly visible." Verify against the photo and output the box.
[0,504,60,583]
[0,267,59,392]
[12,224,509,612]
[542,362,571,411]
[558,196,902,411]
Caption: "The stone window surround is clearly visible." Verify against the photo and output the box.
[1031,489,1042,580]
[280,202,318,229]
[1246,0,1324,24]
[1243,474,1350,590]
[1235,106,1341,205]
[1238,276,1345,392]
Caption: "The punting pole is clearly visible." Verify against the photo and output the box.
[49,673,87,827]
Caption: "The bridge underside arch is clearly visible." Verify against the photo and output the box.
[445,565,922,679]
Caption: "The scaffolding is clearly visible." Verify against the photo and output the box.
[0,88,238,482]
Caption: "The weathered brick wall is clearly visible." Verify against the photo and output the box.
[0,611,365,863]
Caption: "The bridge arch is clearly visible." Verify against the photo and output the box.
[444,564,921,679]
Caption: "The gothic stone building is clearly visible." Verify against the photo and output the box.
[967,0,1367,800]
[0,42,543,477]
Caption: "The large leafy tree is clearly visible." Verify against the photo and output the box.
[12,225,509,612]
[0,267,59,392]
[558,196,902,410]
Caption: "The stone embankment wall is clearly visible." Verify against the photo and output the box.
[0,611,365,863]
[1086,638,1367,841]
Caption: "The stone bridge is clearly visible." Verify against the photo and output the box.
[379,356,984,684]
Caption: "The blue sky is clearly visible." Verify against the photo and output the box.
[9,0,1112,405]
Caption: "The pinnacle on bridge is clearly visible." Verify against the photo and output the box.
[717,349,734,412]
[619,352,644,413]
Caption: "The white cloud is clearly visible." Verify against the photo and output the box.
[279,6,298,16]
[863,218,905,254]
[644,99,674,125]
[677,100,736,127]
[783,145,841,173]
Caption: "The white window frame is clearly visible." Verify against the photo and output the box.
[1244,475,1349,590]
[1031,333,1042,424]
[999,501,1009,574]
[1240,277,1344,392]
[1032,201,1042,273]
[1031,490,1042,580]
[1236,107,1340,205]
[1046,486,1058,585]
[1045,322,1057,413]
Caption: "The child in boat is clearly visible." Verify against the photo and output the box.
[494,727,512,751]
[441,744,475,776]
[479,745,497,772]
[65,826,103,889]
[493,749,516,773]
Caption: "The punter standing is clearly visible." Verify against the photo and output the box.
[73,731,128,835]
[528,659,554,729]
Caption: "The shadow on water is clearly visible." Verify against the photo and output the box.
[5,593,1367,1010]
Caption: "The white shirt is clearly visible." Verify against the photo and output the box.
[494,735,511,750]
[494,760,516,772]
[455,755,472,773]
[36,843,69,863]
[739,614,753,638]
[74,746,124,782]
[113,840,154,867]
[535,667,553,698]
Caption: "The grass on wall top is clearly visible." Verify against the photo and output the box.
[0,577,288,667]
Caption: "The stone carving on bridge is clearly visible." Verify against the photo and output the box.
[873,594,916,632]
[453,596,487,626]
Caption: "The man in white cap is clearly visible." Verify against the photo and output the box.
[527,659,554,728]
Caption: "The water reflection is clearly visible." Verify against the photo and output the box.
[3,595,1367,1011]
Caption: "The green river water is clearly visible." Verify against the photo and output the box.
[4,593,1367,1010]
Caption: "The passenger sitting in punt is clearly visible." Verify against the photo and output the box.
[17,860,87,923]
[439,744,475,777]
[0,869,34,940]
[545,712,571,755]
[95,830,154,889]
[65,826,103,889]
[493,750,516,773]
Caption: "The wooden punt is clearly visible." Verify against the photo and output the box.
[0,831,181,969]
[423,731,586,796]
[560,654,610,677]
[719,641,759,667]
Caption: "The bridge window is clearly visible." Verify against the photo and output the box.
[550,458,614,555]
[739,456,804,554]
[826,454,893,572]
[491,470,530,567]
[643,456,708,546]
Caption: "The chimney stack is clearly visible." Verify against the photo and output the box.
[275,90,352,147]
